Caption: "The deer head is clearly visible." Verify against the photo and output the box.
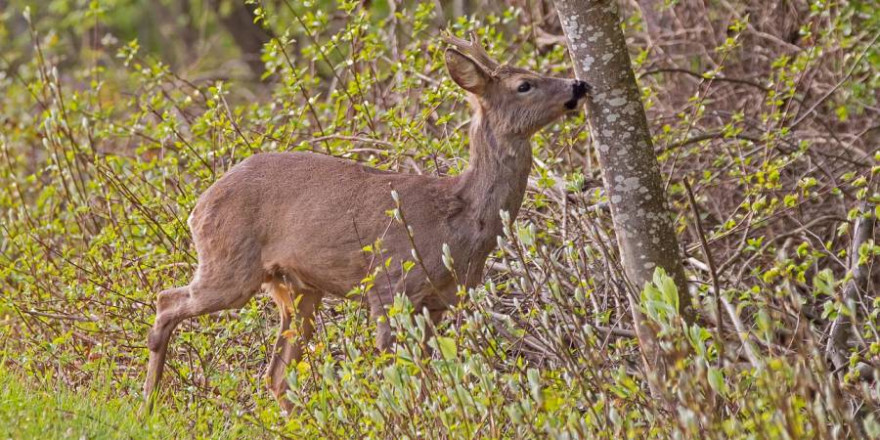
[443,32,591,137]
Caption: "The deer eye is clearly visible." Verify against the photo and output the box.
[517,82,531,93]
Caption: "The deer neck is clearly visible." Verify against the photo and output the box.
[455,108,533,237]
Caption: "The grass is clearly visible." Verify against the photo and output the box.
[0,365,268,439]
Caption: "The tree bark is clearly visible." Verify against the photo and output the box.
[209,0,273,77]
[553,0,693,394]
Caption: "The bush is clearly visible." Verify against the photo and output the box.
[1,0,879,438]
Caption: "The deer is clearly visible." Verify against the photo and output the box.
[143,32,591,412]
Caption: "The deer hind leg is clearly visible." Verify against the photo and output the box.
[143,274,261,412]
[264,280,322,412]
[143,286,189,412]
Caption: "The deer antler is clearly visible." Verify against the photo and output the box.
[442,31,500,72]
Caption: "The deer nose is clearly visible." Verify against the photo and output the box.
[573,80,591,99]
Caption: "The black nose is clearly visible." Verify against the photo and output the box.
[573,80,591,99]
[565,80,591,110]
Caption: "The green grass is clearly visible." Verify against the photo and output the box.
[0,366,267,439]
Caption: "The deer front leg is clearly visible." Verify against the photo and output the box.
[368,282,397,351]
[368,274,436,351]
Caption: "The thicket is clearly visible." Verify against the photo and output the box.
[1,0,879,438]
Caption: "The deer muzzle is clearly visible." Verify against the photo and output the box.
[565,80,592,110]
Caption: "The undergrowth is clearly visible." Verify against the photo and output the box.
[2,0,880,438]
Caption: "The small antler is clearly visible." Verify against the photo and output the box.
[442,31,499,72]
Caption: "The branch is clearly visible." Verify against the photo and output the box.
[683,179,724,366]
[826,199,876,372]
[640,67,770,93]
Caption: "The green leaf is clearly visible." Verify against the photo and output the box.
[813,269,835,297]
[436,336,457,361]
[708,367,728,396]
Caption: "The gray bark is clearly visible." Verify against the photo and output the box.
[553,0,692,393]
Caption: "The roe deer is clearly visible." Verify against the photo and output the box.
[144,32,591,412]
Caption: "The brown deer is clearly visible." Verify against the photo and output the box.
[143,32,590,412]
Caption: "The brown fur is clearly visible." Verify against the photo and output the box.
[143,32,590,412]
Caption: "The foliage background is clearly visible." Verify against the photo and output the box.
[1,0,879,438]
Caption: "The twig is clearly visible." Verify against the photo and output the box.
[683,178,725,366]
[640,67,770,92]
[826,198,876,372]
[305,135,395,149]
[721,297,762,369]
[657,130,763,153]
[790,31,880,129]
[23,309,95,323]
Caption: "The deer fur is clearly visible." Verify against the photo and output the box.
[143,32,591,412]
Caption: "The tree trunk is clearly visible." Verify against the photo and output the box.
[553,0,693,394]
[209,0,273,77]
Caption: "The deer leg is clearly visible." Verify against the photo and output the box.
[265,283,321,412]
[427,308,446,342]
[265,283,293,394]
[143,286,190,413]
[417,308,446,357]
[429,309,445,327]
[368,287,395,351]
[143,278,259,413]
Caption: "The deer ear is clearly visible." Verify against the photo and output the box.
[445,49,489,95]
